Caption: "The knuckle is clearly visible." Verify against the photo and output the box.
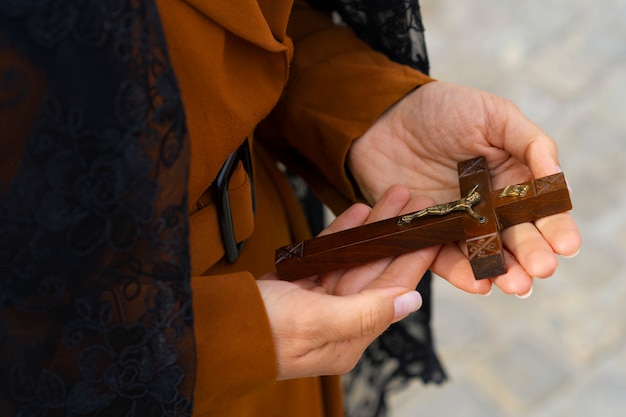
[360,306,383,337]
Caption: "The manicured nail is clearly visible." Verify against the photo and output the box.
[562,248,580,259]
[515,286,533,299]
[559,168,573,194]
[394,291,423,319]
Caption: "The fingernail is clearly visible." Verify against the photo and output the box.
[482,288,493,297]
[562,248,580,259]
[556,166,573,195]
[394,291,422,319]
[565,174,573,194]
[515,286,533,299]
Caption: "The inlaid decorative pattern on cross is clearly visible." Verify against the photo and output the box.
[468,233,501,260]
[274,157,572,281]
[275,241,305,262]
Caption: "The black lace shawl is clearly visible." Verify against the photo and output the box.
[1,1,193,416]
[0,0,442,416]
[308,0,430,74]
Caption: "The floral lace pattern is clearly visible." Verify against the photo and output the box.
[308,0,430,74]
[0,1,194,416]
[342,273,446,417]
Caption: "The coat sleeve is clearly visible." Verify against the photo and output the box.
[190,273,278,412]
[258,0,435,212]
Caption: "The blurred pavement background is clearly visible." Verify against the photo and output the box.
[389,1,626,416]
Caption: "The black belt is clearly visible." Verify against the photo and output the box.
[215,139,256,263]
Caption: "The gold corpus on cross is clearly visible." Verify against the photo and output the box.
[274,157,572,281]
[397,183,485,225]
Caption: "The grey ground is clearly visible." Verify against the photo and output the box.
[388,1,626,416]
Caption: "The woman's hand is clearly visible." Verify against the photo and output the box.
[258,186,439,380]
[348,81,581,296]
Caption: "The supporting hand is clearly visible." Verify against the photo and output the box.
[258,186,438,380]
[348,81,582,296]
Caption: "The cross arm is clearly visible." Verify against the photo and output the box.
[491,173,572,230]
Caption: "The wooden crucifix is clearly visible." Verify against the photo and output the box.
[274,157,572,281]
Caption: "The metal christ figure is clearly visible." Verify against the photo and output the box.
[397,183,485,225]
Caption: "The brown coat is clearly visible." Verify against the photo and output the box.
[156,0,433,415]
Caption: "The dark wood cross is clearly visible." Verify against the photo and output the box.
[275,157,572,281]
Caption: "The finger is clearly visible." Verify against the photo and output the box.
[494,99,562,179]
[319,185,413,241]
[316,185,415,290]
[490,249,534,296]
[325,257,391,295]
[364,244,440,294]
[433,239,536,297]
[331,194,438,295]
[318,185,415,293]
[430,242,492,295]
[317,203,371,237]
[314,203,374,288]
[288,276,330,293]
[523,138,561,180]
[535,212,582,258]
[364,184,412,224]
[501,222,559,279]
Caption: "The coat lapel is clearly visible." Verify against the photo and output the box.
[186,0,291,51]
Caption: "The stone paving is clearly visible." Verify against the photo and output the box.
[388,0,626,416]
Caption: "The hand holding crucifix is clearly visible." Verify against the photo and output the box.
[275,156,572,281]
[274,82,581,296]
[259,83,582,381]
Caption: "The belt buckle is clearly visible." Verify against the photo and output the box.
[216,139,256,263]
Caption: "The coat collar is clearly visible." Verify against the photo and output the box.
[187,0,292,51]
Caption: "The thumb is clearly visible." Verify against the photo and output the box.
[271,285,423,379]
[323,288,423,342]
[499,100,561,178]
[391,289,424,322]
